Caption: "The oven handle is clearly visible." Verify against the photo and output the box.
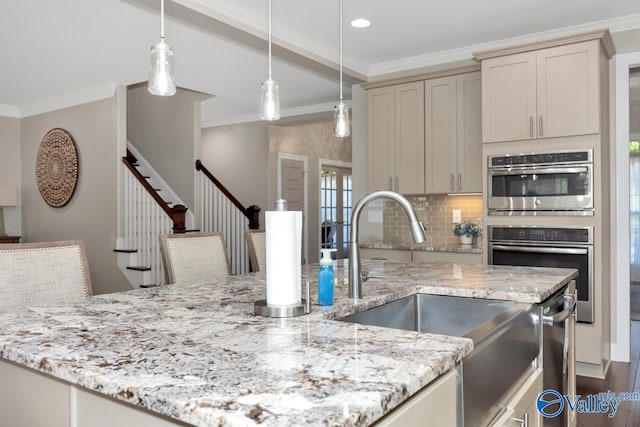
[491,245,588,255]
[488,166,589,176]
[542,294,577,326]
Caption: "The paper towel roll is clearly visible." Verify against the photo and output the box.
[266,210,302,306]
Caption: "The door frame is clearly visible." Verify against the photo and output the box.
[611,52,640,362]
[319,159,353,259]
[277,152,308,264]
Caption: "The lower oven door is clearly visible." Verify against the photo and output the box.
[489,244,593,323]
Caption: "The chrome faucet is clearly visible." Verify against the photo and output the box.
[348,190,425,299]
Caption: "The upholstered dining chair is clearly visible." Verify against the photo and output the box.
[245,229,266,273]
[0,240,93,310]
[159,232,231,285]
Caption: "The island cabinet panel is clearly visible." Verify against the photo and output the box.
[0,359,70,427]
[367,81,425,194]
[481,40,600,143]
[0,360,185,427]
[425,72,482,194]
[374,367,457,427]
[490,368,543,427]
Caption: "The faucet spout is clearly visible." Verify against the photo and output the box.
[348,190,425,299]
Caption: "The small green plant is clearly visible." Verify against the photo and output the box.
[453,221,479,237]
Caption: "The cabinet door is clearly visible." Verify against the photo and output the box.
[536,40,600,138]
[394,81,425,194]
[368,86,395,191]
[482,52,537,142]
[491,369,543,427]
[456,72,482,193]
[425,76,457,193]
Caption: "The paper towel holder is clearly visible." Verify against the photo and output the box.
[254,281,311,318]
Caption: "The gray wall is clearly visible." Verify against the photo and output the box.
[200,122,269,227]
[268,119,352,263]
[21,98,130,295]
[127,85,205,209]
[0,117,21,235]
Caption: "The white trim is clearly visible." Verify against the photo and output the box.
[277,152,309,264]
[318,159,353,259]
[369,15,640,77]
[0,104,20,118]
[611,52,640,363]
[201,101,339,128]
[15,82,118,118]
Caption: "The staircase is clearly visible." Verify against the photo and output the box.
[116,144,260,288]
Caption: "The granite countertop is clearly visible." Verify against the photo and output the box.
[0,260,576,426]
[360,240,483,254]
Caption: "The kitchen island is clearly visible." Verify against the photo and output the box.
[0,260,576,426]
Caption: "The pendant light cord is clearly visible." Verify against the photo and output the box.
[339,0,343,101]
[160,0,165,41]
[268,0,272,79]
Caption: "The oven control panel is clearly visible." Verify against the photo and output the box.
[489,150,592,167]
[489,227,592,244]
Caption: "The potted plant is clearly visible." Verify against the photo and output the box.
[453,221,480,245]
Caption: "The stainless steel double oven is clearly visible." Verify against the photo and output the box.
[488,226,593,323]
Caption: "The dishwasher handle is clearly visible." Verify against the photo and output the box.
[542,294,577,326]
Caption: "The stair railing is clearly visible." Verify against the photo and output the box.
[122,152,188,285]
[195,160,260,275]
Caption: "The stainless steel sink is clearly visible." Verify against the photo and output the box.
[339,294,540,427]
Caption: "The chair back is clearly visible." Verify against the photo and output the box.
[0,240,93,310]
[245,229,266,273]
[159,232,231,284]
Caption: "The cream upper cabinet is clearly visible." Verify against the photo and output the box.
[425,72,482,193]
[368,81,425,194]
[481,40,600,143]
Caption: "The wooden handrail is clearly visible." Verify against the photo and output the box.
[195,160,261,229]
[122,155,187,233]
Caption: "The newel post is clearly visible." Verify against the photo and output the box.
[247,205,261,229]
[171,204,188,234]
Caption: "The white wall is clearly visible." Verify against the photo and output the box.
[200,121,269,227]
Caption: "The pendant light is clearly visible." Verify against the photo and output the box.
[259,0,281,121]
[333,0,350,137]
[148,0,176,96]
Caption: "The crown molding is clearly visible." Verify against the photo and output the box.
[202,101,339,128]
[368,13,640,78]
[18,82,118,118]
[0,104,20,118]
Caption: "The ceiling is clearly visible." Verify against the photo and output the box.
[2,0,640,127]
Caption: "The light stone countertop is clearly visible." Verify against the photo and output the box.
[360,241,483,254]
[0,260,576,426]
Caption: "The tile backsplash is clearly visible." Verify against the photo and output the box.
[383,195,483,245]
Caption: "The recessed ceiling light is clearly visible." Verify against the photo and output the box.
[350,18,371,29]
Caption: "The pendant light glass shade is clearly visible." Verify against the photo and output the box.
[148,40,176,96]
[333,100,350,137]
[148,0,176,96]
[259,0,280,121]
[333,0,349,137]
[259,78,281,121]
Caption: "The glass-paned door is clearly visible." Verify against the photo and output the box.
[320,166,352,259]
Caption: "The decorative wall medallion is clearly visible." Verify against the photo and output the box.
[35,128,79,208]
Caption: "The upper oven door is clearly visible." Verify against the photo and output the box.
[488,165,593,212]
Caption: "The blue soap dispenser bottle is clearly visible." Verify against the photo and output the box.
[318,249,334,306]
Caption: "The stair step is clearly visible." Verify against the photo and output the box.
[113,249,137,253]
[126,266,152,271]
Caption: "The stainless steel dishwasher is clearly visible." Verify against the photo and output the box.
[538,285,577,427]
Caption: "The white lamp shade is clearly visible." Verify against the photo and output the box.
[259,78,281,121]
[333,101,350,137]
[0,186,17,206]
[148,40,176,96]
